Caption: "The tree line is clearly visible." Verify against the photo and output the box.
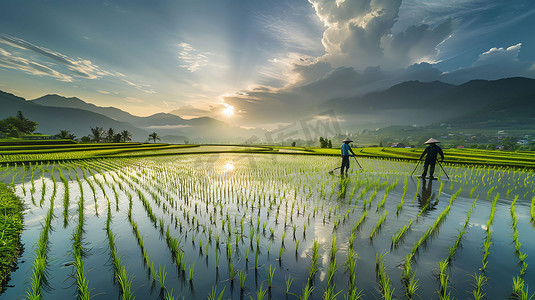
[1,111,161,143]
[0,111,37,138]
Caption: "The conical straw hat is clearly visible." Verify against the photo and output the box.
[342,138,353,142]
[424,138,440,144]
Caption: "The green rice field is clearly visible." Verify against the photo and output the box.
[1,150,534,299]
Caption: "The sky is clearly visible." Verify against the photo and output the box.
[1,0,535,128]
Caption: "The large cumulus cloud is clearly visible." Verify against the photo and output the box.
[221,0,535,128]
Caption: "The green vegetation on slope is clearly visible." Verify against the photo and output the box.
[0,182,24,293]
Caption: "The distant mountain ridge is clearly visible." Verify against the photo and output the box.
[1,91,263,142]
[32,94,209,128]
[324,77,535,113]
[322,77,535,129]
[3,76,535,142]
[0,91,148,140]
[30,94,249,140]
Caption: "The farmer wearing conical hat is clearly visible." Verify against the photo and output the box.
[341,138,356,176]
[419,138,444,179]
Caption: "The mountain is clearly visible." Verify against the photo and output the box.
[30,93,263,142]
[322,77,535,129]
[0,91,148,140]
[31,95,190,128]
[443,93,535,129]
[323,80,456,111]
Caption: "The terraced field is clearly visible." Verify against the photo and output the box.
[1,153,534,299]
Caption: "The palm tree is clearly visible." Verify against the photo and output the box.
[89,126,104,143]
[106,128,116,142]
[58,130,76,140]
[120,130,132,143]
[148,132,160,143]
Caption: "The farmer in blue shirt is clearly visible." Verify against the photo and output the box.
[341,138,356,175]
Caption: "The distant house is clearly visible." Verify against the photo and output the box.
[390,142,406,148]
[456,145,465,149]
[517,140,529,145]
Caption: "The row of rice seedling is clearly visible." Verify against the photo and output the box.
[105,201,135,299]
[376,252,394,300]
[3,153,534,299]
[72,169,90,300]
[509,195,532,300]
[25,183,55,299]
[409,187,462,259]
[58,166,70,227]
[446,197,477,262]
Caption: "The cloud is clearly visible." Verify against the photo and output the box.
[474,43,521,66]
[122,79,156,94]
[0,47,73,81]
[0,34,113,79]
[384,19,453,66]
[439,43,533,83]
[178,42,213,72]
[146,124,191,129]
[169,104,215,119]
[125,96,144,103]
[309,0,402,68]
[219,0,535,127]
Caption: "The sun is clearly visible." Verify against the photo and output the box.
[224,161,234,171]
[223,105,234,117]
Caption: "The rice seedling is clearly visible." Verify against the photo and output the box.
[323,284,342,300]
[391,218,412,246]
[228,261,235,281]
[285,274,293,294]
[447,197,477,262]
[470,273,486,300]
[188,262,195,281]
[265,265,275,287]
[370,211,387,239]
[238,269,247,290]
[299,283,314,300]
[207,285,226,300]
[25,190,55,299]
[330,235,337,260]
[327,256,338,287]
[438,259,450,299]
[158,264,167,289]
[376,252,394,300]
[58,168,69,227]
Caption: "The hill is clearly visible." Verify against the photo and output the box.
[444,93,535,129]
[0,91,148,140]
[322,77,535,129]
[31,93,265,142]
[30,94,237,139]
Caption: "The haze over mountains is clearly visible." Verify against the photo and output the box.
[1,77,534,143]
[323,77,535,130]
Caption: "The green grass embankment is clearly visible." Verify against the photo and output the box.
[0,182,24,293]
[0,143,200,164]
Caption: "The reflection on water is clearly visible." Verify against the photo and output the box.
[417,178,439,212]
[224,161,234,171]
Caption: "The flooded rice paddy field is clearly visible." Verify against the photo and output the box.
[1,153,534,299]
